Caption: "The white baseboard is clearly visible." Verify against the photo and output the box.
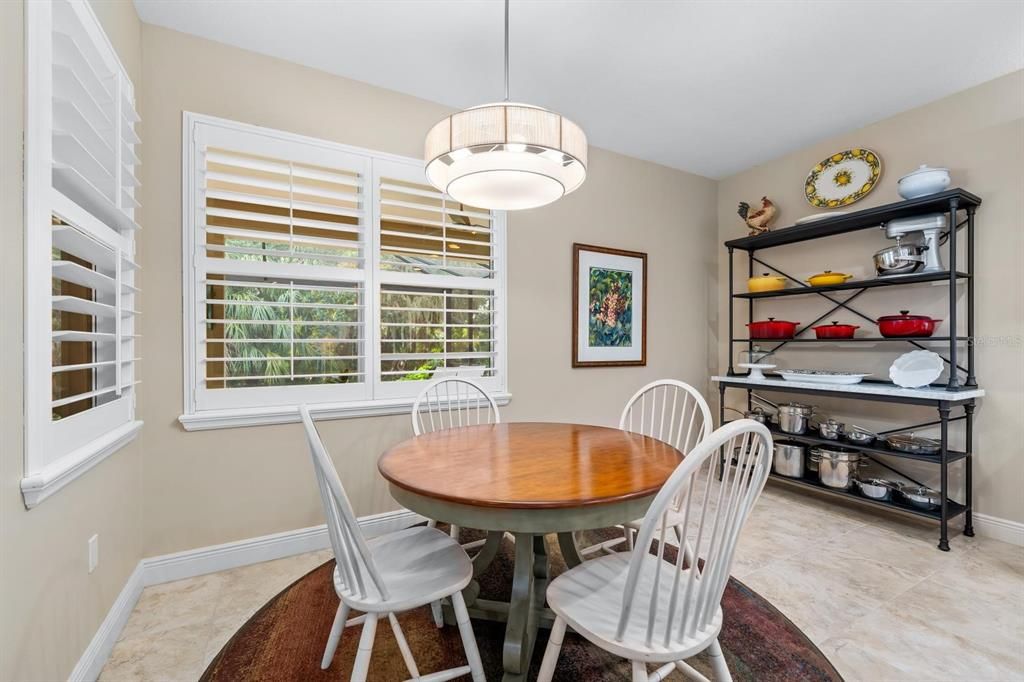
[142,508,423,585]
[972,512,1024,547]
[68,562,145,682]
[70,509,425,682]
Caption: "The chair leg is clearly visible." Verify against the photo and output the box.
[625,525,635,550]
[451,591,485,682]
[631,659,649,682]
[427,519,437,529]
[450,524,461,541]
[388,612,420,678]
[430,600,444,628]
[321,601,349,669]
[707,638,732,682]
[537,615,567,682]
[350,612,378,682]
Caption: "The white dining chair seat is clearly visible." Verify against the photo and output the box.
[332,525,473,612]
[539,420,772,682]
[299,405,485,681]
[546,552,722,663]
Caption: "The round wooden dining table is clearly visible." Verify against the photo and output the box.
[378,422,684,682]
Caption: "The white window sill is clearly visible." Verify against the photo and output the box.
[178,392,513,431]
[21,420,143,509]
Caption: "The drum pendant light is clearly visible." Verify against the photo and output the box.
[424,0,587,211]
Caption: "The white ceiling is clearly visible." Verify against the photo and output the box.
[134,0,1023,178]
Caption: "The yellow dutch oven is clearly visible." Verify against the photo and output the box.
[747,273,787,293]
[806,270,853,287]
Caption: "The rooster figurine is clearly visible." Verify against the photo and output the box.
[738,197,777,236]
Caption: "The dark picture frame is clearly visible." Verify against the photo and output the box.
[572,243,647,368]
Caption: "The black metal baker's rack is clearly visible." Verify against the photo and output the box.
[716,188,982,551]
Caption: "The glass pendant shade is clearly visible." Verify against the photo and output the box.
[425,103,588,211]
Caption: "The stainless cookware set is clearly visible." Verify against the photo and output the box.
[884,433,941,455]
[773,441,805,478]
[817,418,844,440]
[742,394,943,507]
[777,403,814,435]
[854,477,900,502]
[810,446,863,489]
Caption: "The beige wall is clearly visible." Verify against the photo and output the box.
[136,25,719,556]
[716,71,1024,523]
[5,8,1018,677]
[0,2,145,681]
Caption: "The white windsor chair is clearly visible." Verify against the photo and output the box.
[411,376,504,627]
[578,380,714,558]
[300,405,485,681]
[538,419,773,682]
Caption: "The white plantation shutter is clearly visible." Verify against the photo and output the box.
[191,124,371,410]
[49,0,140,234]
[50,199,139,419]
[373,159,502,397]
[182,115,506,425]
[23,0,143,506]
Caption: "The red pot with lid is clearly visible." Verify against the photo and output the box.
[876,310,941,338]
[747,317,800,339]
[813,321,859,339]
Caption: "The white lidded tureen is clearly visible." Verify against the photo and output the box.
[897,165,951,200]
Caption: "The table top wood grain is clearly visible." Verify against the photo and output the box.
[378,422,683,510]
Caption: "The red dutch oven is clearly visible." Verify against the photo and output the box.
[813,321,859,339]
[876,310,941,338]
[748,317,800,339]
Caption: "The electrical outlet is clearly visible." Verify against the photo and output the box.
[88,534,99,573]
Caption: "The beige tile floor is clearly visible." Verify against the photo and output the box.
[100,483,1024,681]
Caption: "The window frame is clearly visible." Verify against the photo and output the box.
[22,0,142,509]
[179,113,509,431]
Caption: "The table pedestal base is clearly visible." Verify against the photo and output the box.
[440,531,582,681]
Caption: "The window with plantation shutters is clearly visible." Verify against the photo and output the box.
[50,205,139,418]
[188,122,371,411]
[374,159,501,395]
[181,115,507,429]
[24,0,142,508]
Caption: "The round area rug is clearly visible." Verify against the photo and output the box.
[202,529,842,681]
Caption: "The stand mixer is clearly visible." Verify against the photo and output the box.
[876,213,947,276]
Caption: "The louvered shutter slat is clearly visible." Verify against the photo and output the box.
[50,214,138,415]
[199,140,368,391]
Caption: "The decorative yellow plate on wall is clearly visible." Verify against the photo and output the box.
[804,148,882,208]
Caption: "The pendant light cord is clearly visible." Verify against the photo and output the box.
[503,0,510,101]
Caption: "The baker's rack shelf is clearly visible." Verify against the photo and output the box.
[720,188,981,551]
[733,270,968,299]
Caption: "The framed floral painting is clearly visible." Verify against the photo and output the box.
[572,243,647,367]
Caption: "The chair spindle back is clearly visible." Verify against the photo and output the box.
[299,405,389,603]
[616,419,772,648]
[412,377,500,436]
[619,380,713,456]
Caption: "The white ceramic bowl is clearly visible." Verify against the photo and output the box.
[889,350,943,388]
[898,165,950,200]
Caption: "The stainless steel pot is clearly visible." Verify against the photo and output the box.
[885,433,941,455]
[745,407,770,424]
[874,242,926,276]
[818,418,844,440]
[773,441,805,478]
[900,485,942,510]
[724,406,772,425]
[855,477,901,502]
[810,447,862,489]
[845,425,877,446]
[778,403,814,435]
